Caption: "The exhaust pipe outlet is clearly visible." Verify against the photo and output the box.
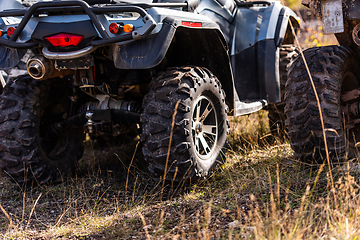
[27,55,54,80]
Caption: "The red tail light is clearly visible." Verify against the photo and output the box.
[181,22,202,28]
[7,27,15,37]
[44,33,84,47]
[109,23,119,34]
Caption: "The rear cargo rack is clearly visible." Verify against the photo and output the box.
[0,0,157,49]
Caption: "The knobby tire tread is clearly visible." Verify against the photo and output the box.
[285,45,352,162]
[268,44,300,137]
[141,66,229,182]
[0,75,83,184]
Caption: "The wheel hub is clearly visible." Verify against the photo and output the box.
[195,122,203,134]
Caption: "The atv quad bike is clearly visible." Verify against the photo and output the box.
[0,0,299,184]
[286,0,360,162]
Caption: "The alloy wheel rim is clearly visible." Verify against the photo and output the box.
[191,95,218,160]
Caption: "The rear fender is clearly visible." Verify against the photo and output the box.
[165,27,234,110]
[113,18,235,111]
[0,2,26,70]
[113,18,176,70]
[0,46,26,70]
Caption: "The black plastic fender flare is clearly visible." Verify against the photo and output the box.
[113,17,224,69]
[113,17,234,110]
[274,7,300,47]
[113,18,176,69]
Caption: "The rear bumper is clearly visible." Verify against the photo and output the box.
[0,0,156,49]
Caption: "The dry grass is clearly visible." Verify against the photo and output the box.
[1,9,352,240]
[1,112,360,239]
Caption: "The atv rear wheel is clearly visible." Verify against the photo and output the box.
[141,66,229,182]
[0,75,84,184]
[285,45,360,162]
[268,44,299,137]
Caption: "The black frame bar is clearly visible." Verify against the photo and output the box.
[0,0,157,49]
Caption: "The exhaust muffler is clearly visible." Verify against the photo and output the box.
[27,55,74,80]
[27,55,54,80]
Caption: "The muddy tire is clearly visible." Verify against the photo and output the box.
[285,45,360,162]
[268,45,300,137]
[141,66,229,182]
[0,75,84,184]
